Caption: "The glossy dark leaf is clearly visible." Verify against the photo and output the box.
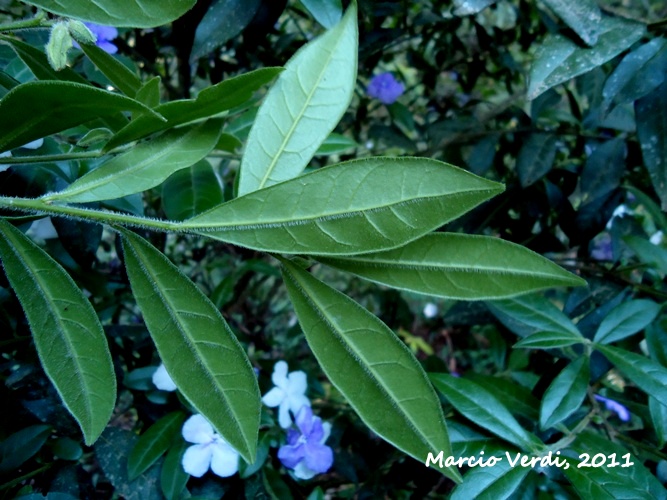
[127,411,186,480]
[539,357,589,429]
[636,81,667,210]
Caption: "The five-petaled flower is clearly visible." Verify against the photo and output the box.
[181,414,239,478]
[152,363,177,391]
[594,395,631,422]
[73,23,118,54]
[278,406,333,480]
[366,72,405,105]
[262,361,310,429]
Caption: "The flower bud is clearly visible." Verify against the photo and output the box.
[67,19,96,45]
[45,22,72,70]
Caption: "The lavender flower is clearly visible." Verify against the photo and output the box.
[367,72,404,105]
[278,406,333,480]
[73,23,118,54]
[594,395,631,422]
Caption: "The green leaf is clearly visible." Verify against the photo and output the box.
[451,459,530,500]
[136,76,161,108]
[514,330,585,349]
[539,357,589,429]
[315,132,358,156]
[280,259,460,483]
[237,3,358,195]
[516,133,557,187]
[602,38,667,112]
[636,80,667,211]
[595,344,667,408]
[52,436,83,461]
[160,440,189,500]
[104,67,281,151]
[46,120,223,203]
[317,233,584,299]
[0,425,51,474]
[540,0,602,45]
[161,160,224,221]
[486,294,580,338]
[80,42,142,97]
[119,229,259,463]
[190,0,261,62]
[429,373,543,451]
[465,374,540,420]
[21,0,197,28]
[580,138,625,203]
[187,157,503,255]
[452,0,497,16]
[128,411,186,480]
[563,431,667,498]
[0,81,162,154]
[646,322,667,367]
[624,235,667,275]
[527,16,645,99]
[593,299,661,344]
[650,397,667,448]
[301,0,342,28]
[0,219,116,445]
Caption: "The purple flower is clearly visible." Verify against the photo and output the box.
[73,23,118,54]
[594,395,631,422]
[367,73,404,105]
[590,233,613,261]
[278,406,333,480]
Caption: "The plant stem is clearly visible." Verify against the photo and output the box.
[0,195,180,232]
[0,11,49,33]
[2,151,105,164]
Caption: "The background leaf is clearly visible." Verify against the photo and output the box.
[540,0,602,45]
[636,80,667,210]
[80,42,142,97]
[187,157,503,255]
[21,0,197,28]
[0,219,116,445]
[301,0,343,28]
[593,299,661,344]
[514,330,584,349]
[127,411,185,480]
[161,160,224,221]
[450,459,530,500]
[237,3,357,195]
[120,229,260,462]
[281,259,460,483]
[527,16,645,99]
[0,425,51,474]
[48,120,223,203]
[516,133,557,187]
[317,233,584,299]
[539,357,589,429]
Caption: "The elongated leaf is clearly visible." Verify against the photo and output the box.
[593,299,661,344]
[650,396,667,448]
[237,3,357,195]
[315,132,358,156]
[516,133,557,187]
[187,157,503,255]
[580,138,625,203]
[119,229,259,462]
[128,411,186,480]
[0,81,162,154]
[22,0,197,28]
[596,344,667,408]
[602,38,667,112]
[624,235,667,275]
[636,80,667,211]
[190,0,261,62]
[80,42,142,97]
[451,459,530,500]
[465,374,540,420]
[162,160,224,221]
[301,0,342,28]
[527,16,645,99]
[280,259,460,483]
[646,323,667,367]
[161,440,189,500]
[540,357,589,429]
[429,373,543,451]
[47,120,223,203]
[318,233,584,299]
[0,425,52,474]
[104,67,281,151]
[540,0,602,45]
[136,76,161,108]
[514,330,584,349]
[486,294,580,338]
[0,219,115,445]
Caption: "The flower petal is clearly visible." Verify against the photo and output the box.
[22,138,43,149]
[278,400,293,429]
[303,442,333,473]
[182,443,212,477]
[261,386,285,408]
[293,461,318,480]
[288,395,311,417]
[152,363,177,391]
[182,414,214,444]
[210,441,239,477]
[320,422,332,443]
[278,442,306,469]
[271,360,289,388]
[295,405,315,436]
[286,370,308,396]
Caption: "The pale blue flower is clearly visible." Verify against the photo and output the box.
[367,73,404,104]
[73,23,118,54]
[278,406,333,480]
[181,414,239,478]
[262,361,310,429]
[152,363,177,391]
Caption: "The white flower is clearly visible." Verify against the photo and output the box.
[26,217,59,241]
[650,230,664,246]
[423,302,438,318]
[181,414,239,478]
[152,363,177,391]
[262,361,310,429]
